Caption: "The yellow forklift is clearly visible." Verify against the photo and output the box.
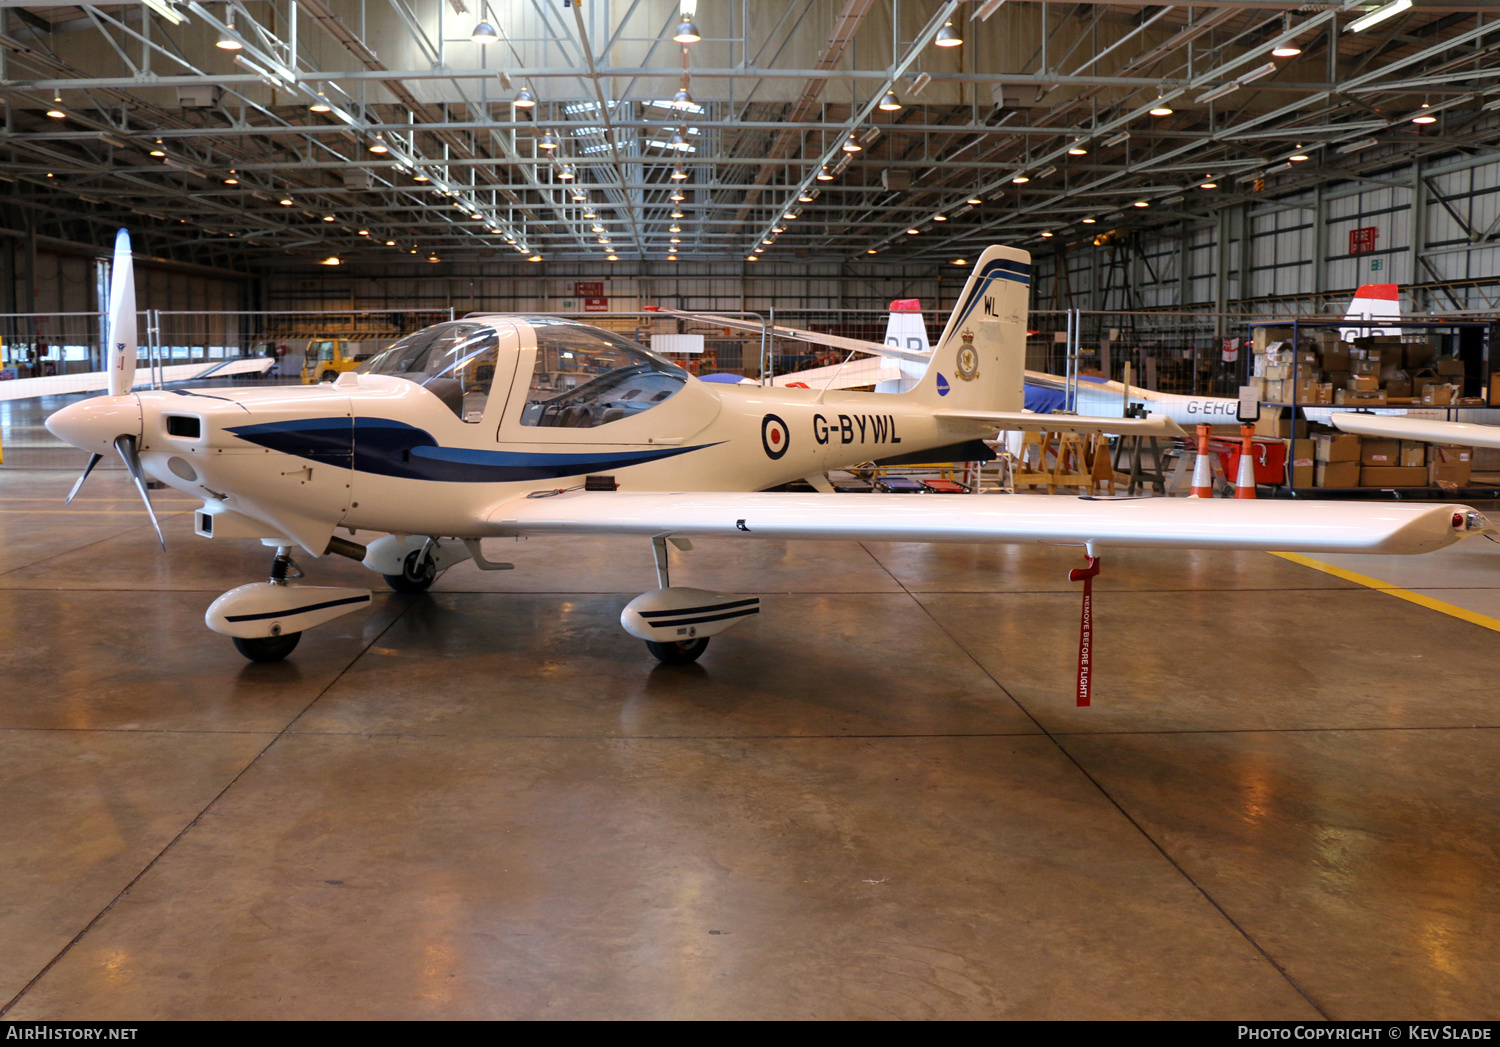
[300,337,389,384]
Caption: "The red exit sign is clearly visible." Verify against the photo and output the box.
[575,281,604,297]
[1349,226,1378,255]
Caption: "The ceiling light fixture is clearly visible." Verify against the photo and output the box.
[1336,137,1380,154]
[816,167,833,181]
[1200,180,1218,189]
[1197,81,1241,105]
[538,131,558,150]
[672,87,694,108]
[471,20,498,44]
[279,197,293,206]
[934,20,962,47]
[1149,91,1174,117]
[1081,217,1097,224]
[368,136,389,153]
[46,93,66,119]
[671,164,688,180]
[1347,0,1412,34]
[673,18,701,44]
[309,92,331,113]
[1272,12,1303,56]
[879,90,902,112]
[150,140,166,156]
[1133,200,1149,207]
[320,256,341,265]
[1068,141,1088,155]
[216,8,242,50]
[1104,130,1130,147]
[670,189,685,202]
[559,165,575,180]
[1012,173,1030,184]
[514,87,537,108]
[932,214,947,221]
[843,133,861,152]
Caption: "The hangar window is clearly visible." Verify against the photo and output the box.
[521,318,687,428]
[360,322,500,423]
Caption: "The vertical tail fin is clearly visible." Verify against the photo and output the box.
[1339,283,1402,342]
[905,245,1031,411]
[876,299,931,393]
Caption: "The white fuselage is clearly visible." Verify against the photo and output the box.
[127,371,983,553]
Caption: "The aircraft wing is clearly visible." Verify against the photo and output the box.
[0,357,274,402]
[487,491,1484,555]
[660,308,932,365]
[935,409,1186,439]
[1331,412,1500,450]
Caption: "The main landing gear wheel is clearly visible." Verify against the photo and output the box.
[384,547,438,593]
[320,370,339,384]
[233,632,302,662]
[646,637,710,664]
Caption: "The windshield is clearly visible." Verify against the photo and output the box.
[360,322,500,423]
[520,318,688,428]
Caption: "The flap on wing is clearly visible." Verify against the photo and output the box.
[935,410,1185,439]
[484,490,1479,555]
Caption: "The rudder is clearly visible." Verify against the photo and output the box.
[905,245,1031,412]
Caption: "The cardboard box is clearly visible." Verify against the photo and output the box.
[1360,438,1401,466]
[1422,384,1457,406]
[1400,441,1426,468]
[1490,373,1499,404]
[1435,358,1465,376]
[1352,358,1381,376]
[1316,460,1361,488]
[1430,446,1474,487]
[1404,342,1437,370]
[1284,438,1314,487]
[1386,378,1412,399]
[1335,389,1387,407]
[1361,465,1430,487]
[1319,345,1350,372]
[1255,407,1306,439]
[1347,375,1380,393]
[1253,326,1294,353]
[1314,432,1360,463]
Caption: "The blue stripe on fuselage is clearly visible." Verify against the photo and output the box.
[225,417,719,483]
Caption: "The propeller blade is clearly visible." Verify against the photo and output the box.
[65,452,104,505]
[106,228,137,397]
[112,433,164,549]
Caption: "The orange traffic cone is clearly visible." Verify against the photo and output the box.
[1190,424,1213,498]
[1234,425,1257,499]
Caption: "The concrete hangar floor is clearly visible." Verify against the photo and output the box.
[2,420,1499,1019]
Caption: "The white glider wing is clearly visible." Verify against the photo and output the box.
[489,491,1485,556]
[661,309,932,364]
[936,409,1186,439]
[1331,412,1500,450]
[0,358,274,402]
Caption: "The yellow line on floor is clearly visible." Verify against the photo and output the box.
[1272,551,1500,634]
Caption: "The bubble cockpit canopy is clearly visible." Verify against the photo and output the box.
[360,317,689,428]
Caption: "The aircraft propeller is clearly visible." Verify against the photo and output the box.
[54,229,163,546]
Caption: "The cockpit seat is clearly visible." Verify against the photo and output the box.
[420,377,465,416]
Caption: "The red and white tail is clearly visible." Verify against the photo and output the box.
[875,299,931,393]
[1340,283,1402,341]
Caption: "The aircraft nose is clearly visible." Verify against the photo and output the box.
[45,395,143,456]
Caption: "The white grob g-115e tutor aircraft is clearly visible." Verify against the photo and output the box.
[45,231,1491,666]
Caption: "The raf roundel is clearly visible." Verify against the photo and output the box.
[761,413,790,460]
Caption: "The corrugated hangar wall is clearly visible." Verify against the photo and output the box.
[1030,150,1500,317]
[263,263,963,317]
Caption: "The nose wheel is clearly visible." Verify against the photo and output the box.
[233,632,302,663]
[645,637,709,664]
[384,547,438,593]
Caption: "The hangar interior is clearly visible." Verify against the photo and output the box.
[2,0,1500,1021]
